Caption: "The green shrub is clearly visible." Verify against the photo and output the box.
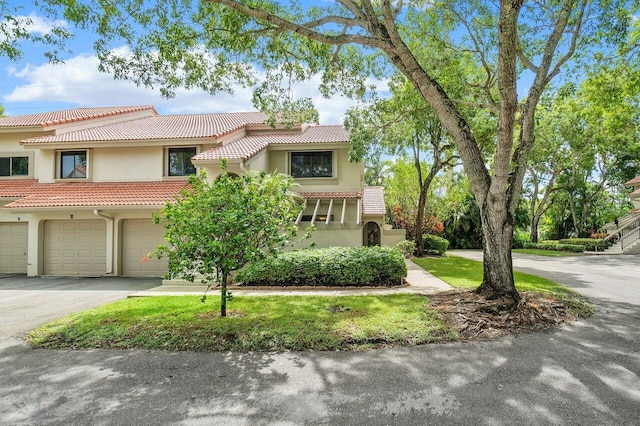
[559,238,610,251]
[394,240,416,258]
[423,234,450,255]
[523,242,585,253]
[512,232,529,249]
[236,246,407,287]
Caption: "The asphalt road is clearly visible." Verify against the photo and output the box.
[0,255,638,425]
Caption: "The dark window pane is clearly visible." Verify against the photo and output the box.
[168,147,196,176]
[61,151,87,178]
[290,151,332,178]
[12,157,28,175]
[0,158,9,176]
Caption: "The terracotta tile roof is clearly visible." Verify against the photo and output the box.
[0,106,157,128]
[624,176,640,186]
[21,112,268,144]
[298,191,361,200]
[3,181,189,209]
[194,125,350,161]
[362,186,386,215]
[194,138,270,161]
[630,188,640,198]
[0,179,39,198]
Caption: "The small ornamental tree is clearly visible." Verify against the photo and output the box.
[152,166,304,317]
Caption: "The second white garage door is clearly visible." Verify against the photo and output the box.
[0,222,28,274]
[44,220,106,276]
[122,219,168,277]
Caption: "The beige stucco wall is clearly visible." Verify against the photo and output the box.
[293,225,363,249]
[246,150,269,172]
[92,146,164,181]
[268,147,363,192]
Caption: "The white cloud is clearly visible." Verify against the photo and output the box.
[15,13,67,35]
[3,50,373,124]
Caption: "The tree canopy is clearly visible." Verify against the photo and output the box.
[152,169,305,316]
[1,0,70,62]
[41,0,637,303]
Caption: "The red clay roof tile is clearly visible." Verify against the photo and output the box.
[3,181,189,209]
[194,125,350,161]
[0,106,157,128]
[0,180,39,198]
[20,112,268,144]
[362,186,386,215]
[625,176,640,187]
[298,191,361,200]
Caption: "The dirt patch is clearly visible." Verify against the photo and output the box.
[429,289,574,340]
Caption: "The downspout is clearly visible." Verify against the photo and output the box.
[94,209,114,275]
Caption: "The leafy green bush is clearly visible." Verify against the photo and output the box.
[236,246,407,287]
[423,234,450,255]
[512,232,529,249]
[559,238,610,251]
[523,242,585,252]
[394,240,416,258]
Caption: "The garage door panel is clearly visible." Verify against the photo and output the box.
[44,220,106,276]
[122,219,168,276]
[0,223,28,273]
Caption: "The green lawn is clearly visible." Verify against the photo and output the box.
[27,255,593,352]
[26,294,455,352]
[412,254,594,316]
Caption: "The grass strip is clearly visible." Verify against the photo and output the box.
[512,248,583,257]
[26,294,456,352]
[412,254,594,317]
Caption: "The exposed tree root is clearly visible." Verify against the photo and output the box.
[429,289,574,340]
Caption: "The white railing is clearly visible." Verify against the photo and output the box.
[604,213,640,242]
[620,225,640,251]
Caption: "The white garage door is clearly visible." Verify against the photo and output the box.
[122,219,168,277]
[44,220,106,276]
[0,222,28,274]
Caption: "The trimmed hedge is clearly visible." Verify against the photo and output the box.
[236,246,408,287]
[523,242,585,253]
[424,234,450,255]
[559,238,610,251]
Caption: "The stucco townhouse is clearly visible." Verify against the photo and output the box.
[0,105,405,277]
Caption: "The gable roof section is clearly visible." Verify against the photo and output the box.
[625,176,640,187]
[362,186,386,215]
[21,112,269,145]
[3,181,189,209]
[194,125,350,161]
[0,106,157,128]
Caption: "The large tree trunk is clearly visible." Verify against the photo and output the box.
[220,272,228,317]
[477,200,521,303]
[415,187,427,256]
[530,214,541,243]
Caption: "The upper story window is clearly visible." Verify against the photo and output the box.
[290,151,333,178]
[60,151,87,179]
[0,156,29,177]
[168,147,196,177]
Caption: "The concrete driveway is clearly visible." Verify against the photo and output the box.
[0,255,639,425]
[0,275,160,343]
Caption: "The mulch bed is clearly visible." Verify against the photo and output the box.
[428,289,574,340]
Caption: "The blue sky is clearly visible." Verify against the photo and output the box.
[0,4,362,124]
